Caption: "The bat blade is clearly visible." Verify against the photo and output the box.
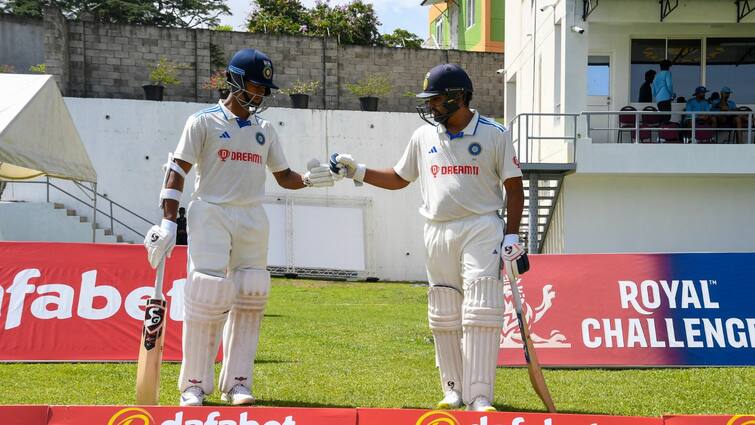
[135,260,167,405]
[506,271,557,413]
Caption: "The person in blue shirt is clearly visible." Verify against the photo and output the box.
[652,60,675,122]
[684,86,714,128]
[713,87,747,143]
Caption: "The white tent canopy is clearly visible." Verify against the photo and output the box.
[0,74,96,182]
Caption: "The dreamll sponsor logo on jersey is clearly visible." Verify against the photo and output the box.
[217,149,262,164]
[430,164,479,178]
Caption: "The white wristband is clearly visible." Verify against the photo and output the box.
[353,163,367,182]
[503,234,519,246]
[161,218,177,234]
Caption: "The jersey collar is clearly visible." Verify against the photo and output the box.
[217,100,258,128]
[437,110,480,140]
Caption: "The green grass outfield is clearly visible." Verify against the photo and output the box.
[1,279,753,416]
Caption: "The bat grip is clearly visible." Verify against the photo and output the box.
[153,258,166,300]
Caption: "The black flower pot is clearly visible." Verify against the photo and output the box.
[359,96,379,111]
[218,88,230,99]
[142,84,164,101]
[289,93,309,109]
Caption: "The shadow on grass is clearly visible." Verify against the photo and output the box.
[202,399,354,409]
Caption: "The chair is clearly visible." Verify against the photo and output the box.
[737,106,753,143]
[693,124,716,144]
[617,106,637,143]
[659,122,682,143]
[642,105,664,128]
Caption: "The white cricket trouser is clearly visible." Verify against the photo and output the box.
[423,212,505,403]
[179,199,270,394]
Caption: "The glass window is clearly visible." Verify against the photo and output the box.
[435,19,443,48]
[466,0,475,28]
[587,56,610,96]
[706,37,755,103]
[630,39,664,102]
[668,39,701,102]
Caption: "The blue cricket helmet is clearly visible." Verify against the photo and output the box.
[227,48,278,95]
[416,63,473,99]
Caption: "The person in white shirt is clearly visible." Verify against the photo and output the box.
[330,63,526,412]
[143,48,334,407]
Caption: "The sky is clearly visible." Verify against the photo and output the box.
[219,0,429,38]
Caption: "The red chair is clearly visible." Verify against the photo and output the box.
[693,124,716,144]
[617,106,637,143]
[642,105,664,128]
[659,122,682,143]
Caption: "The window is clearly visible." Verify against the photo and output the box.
[435,18,443,48]
[630,39,701,102]
[706,37,755,103]
[587,56,610,96]
[466,0,475,29]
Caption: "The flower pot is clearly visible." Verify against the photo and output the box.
[142,84,164,101]
[289,93,310,109]
[359,96,379,111]
[218,88,230,99]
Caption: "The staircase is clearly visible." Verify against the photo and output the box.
[0,201,130,243]
[502,166,573,253]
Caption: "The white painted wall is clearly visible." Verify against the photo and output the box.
[544,174,755,253]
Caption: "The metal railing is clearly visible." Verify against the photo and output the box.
[584,110,754,144]
[509,113,580,164]
[2,177,152,242]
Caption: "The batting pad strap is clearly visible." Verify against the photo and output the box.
[428,286,463,331]
[232,268,270,312]
[462,277,506,328]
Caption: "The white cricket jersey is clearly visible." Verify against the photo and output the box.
[393,111,522,222]
[173,101,289,206]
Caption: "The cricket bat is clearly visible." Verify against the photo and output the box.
[504,267,557,413]
[135,258,167,405]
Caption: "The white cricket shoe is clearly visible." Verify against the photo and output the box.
[221,384,255,405]
[179,386,205,407]
[467,396,496,412]
[436,389,463,409]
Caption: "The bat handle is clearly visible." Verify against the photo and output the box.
[505,267,525,316]
[153,257,166,300]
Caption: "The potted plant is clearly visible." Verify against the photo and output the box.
[280,80,321,109]
[28,63,46,73]
[143,57,182,101]
[346,74,392,111]
[202,69,230,99]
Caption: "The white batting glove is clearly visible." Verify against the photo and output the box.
[303,158,335,188]
[502,233,530,279]
[144,219,177,269]
[329,153,366,184]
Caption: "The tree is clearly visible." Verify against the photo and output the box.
[247,0,310,36]
[0,0,230,28]
[380,28,422,49]
[308,0,381,45]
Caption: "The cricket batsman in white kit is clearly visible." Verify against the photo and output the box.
[330,63,527,411]
[143,48,334,406]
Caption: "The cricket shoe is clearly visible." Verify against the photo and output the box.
[436,389,463,409]
[466,396,496,412]
[221,384,255,405]
[179,386,205,407]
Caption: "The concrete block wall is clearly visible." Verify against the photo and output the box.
[4,8,505,116]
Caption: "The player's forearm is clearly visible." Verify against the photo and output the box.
[363,168,410,190]
[504,177,524,234]
[274,169,307,190]
[161,159,192,221]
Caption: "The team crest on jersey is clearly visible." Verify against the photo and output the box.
[255,132,266,145]
[468,142,482,156]
[262,60,273,79]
